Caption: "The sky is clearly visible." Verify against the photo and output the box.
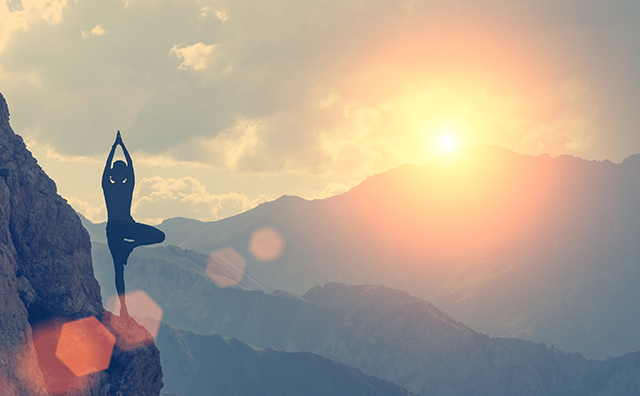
[1,0,640,224]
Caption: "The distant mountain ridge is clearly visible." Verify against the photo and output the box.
[156,323,415,396]
[90,243,640,395]
[81,145,640,359]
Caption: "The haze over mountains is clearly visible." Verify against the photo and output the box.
[6,87,640,395]
[83,146,640,360]
[0,92,419,396]
[89,242,640,396]
[78,136,640,394]
[156,323,415,396]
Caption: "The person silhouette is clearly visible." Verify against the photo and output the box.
[103,131,165,317]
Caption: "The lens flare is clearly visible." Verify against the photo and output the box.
[55,317,116,377]
[249,227,285,262]
[27,320,99,395]
[106,290,163,350]
[207,247,246,287]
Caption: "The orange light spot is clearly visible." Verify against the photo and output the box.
[27,320,98,395]
[55,317,116,377]
[249,227,285,262]
[105,290,163,350]
[207,247,246,287]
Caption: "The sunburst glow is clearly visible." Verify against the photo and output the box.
[438,132,458,153]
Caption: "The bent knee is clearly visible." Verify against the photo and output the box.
[156,229,165,243]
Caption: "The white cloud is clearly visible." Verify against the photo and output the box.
[27,142,101,163]
[2,0,640,222]
[170,42,217,72]
[198,6,227,22]
[81,24,106,38]
[215,10,228,22]
[131,175,268,223]
[0,0,68,55]
[67,197,106,223]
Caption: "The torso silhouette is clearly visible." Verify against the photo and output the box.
[103,173,134,223]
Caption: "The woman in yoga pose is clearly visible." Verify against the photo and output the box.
[103,131,165,316]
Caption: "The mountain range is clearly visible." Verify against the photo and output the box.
[156,323,415,396]
[83,146,640,360]
[89,242,640,396]
[7,84,640,395]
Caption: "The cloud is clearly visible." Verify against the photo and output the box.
[0,0,68,55]
[26,141,101,163]
[67,197,106,223]
[198,6,227,22]
[2,0,640,217]
[170,43,217,72]
[131,175,268,223]
[81,24,106,38]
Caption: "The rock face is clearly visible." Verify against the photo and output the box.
[0,93,162,395]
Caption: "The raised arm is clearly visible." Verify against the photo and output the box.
[119,135,135,186]
[102,138,118,189]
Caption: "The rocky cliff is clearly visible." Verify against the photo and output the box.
[0,93,162,395]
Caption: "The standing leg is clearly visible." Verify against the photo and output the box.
[107,222,131,317]
[113,259,129,317]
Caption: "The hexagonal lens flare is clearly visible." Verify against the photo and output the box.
[55,317,116,377]
[249,226,285,261]
[105,290,163,351]
[206,247,246,287]
[27,319,102,395]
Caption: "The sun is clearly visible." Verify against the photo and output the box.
[438,133,458,153]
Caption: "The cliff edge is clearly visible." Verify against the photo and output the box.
[0,93,162,395]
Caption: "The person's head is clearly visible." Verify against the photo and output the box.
[110,160,128,183]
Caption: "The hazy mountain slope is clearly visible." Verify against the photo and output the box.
[89,245,640,395]
[125,147,640,359]
[91,241,270,307]
[156,323,415,396]
[92,242,341,346]
[153,195,388,298]
[78,212,107,244]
